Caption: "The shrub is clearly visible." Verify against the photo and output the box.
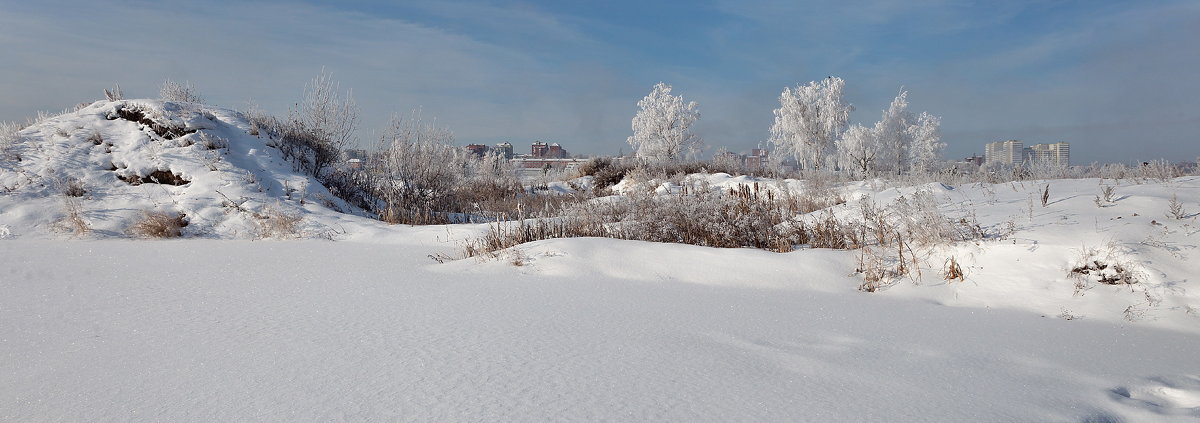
[575,157,614,178]
[159,79,203,103]
[255,205,304,239]
[60,177,86,197]
[1094,184,1116,207]
[591,163,633,194]
[1167,194,1186,219]
[128,211,187,238]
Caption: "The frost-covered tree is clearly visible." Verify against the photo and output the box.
[874,90,913,175]
[835,124,880,176]
[627,82,702,163]
[769,77,852,171]
[906,111,943,175]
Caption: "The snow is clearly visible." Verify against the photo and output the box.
[0,100,357,239]
[1,102,1199,420]
[2,237,1199,421]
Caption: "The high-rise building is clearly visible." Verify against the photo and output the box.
[1025,142,1070,166]
[984,140,1024,165]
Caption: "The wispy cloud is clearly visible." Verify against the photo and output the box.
[0,0,1196,162]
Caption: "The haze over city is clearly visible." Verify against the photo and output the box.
[1,0,1197,163]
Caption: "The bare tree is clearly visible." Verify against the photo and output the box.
[290,68,359,177]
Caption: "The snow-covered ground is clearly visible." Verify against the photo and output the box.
[3,235,1199,421]
[2,101,1199,421]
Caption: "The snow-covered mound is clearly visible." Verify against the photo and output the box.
[0,100,359,239]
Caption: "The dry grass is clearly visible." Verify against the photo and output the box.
[255,205,304,239]
[58,197,90,235]
[128,211,187,238]
[944,256,964,282]
[464,181,848,258]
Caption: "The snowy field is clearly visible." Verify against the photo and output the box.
[3,230,1200,421]
[2,100,1199,421]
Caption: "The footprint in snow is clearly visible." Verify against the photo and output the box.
[1110,375,1200,417]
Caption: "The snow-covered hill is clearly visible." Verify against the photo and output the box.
[0,99,360,239]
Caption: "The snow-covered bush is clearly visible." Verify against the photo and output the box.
[159,80,203,103]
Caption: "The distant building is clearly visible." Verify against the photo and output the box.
[531,141,549,158]
[529,141,568,159]
[965,154,985,167]
[746,148,769,169]
[494,142,514,159]
[985,140,1024,165]
[1025,142,1070,166]
[465,144,490,158]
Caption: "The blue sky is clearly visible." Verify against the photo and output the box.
[1,0,1197,164]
